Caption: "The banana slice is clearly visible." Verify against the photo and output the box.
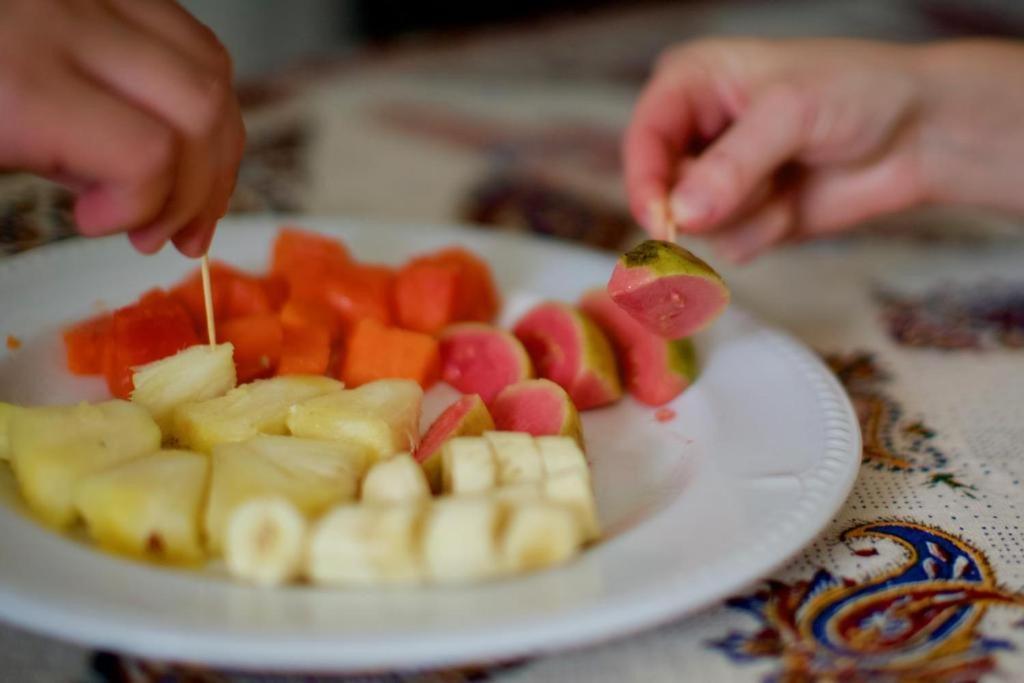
[441,437,496,495]
[535,436,589,479]
[423,497,503,583]
[307,503,424,586]
[225,496,308,586]
[500,500,584,573]
[361,453,431,505]
[484,432,543,484]
[544,470,600,541]
[492,481,544,505]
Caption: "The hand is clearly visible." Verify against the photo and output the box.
[624,38,1024,262]
[0,0,245,257]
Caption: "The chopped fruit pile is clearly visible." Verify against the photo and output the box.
[5,226,732,588]
[61,228,500,397]
[0,344,598,587]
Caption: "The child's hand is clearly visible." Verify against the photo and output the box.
[0,0,245,257]
[624,38,1024,262]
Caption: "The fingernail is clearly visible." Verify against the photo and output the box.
[669,190,711,231]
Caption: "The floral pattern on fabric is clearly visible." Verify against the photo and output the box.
[877,283,1024,350]
[824,353,951,474]
[709,521,1024,683]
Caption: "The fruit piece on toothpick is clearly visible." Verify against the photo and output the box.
[607,240,730,340]
[173,375,343,454]
[287,379,422,463]
[131,343,237,433]
[307,503,425,586]
[74,449,208,563]
[361,453,431,505]
[439,323,533,405]
[415,394,495,490]
[580,288,697,406]
[490,379,582,446]
[205,435,368,553]
[224,496,308,586]
[513,302,621,410]
[8,401,161,527]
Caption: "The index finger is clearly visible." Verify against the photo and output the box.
[623,76,694,238]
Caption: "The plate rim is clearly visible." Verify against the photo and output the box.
[0,217,861,670]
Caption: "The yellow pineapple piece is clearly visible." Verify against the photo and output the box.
[74,449,208,563]
[132,343,236,433]
[173,375,342,454]
[8,401,161,527]
[204,435,369,553]
[287,379,422,462]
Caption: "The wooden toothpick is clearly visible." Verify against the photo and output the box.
[200,254,216,346]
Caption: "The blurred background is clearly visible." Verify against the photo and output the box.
[182,0,1024,81]
[5,0,1024,253]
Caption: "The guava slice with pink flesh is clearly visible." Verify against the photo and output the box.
[439,323,533,405]
[415,393,495,490]
[607,240,730,339]
[512,302,621,410]
[491,379,583,446]
[580,288,697,406]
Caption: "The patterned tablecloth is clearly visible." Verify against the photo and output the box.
[2,3,1023,681]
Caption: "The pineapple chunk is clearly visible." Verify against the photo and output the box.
[308,503,425,586]
[287,379,422,462]
[545,470,600,541]
[132,343,236,433]
[423,496,504,583]
[174,375,342,454]
[441,437,497,495]
[500,500,583,573]
[9,401,161,527]
[361,453,431,505]
[484,432,543,485]
[204,435,369,553]
[0,402,20,462]
[74,449,207,563]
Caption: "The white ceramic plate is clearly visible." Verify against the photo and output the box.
[0,217,860,672]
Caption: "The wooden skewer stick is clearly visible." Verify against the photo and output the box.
[656,196,677,243]
[200,254,216,346]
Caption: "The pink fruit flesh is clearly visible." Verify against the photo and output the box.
[491,381,570,436]
[414,394,485,463]
[440,325,530,405]
[608,264,728,339]
[513,303,618,410]
[581,289,691,406]
[513,306,578,391]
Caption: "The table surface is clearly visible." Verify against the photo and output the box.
[1,3,1023,681]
